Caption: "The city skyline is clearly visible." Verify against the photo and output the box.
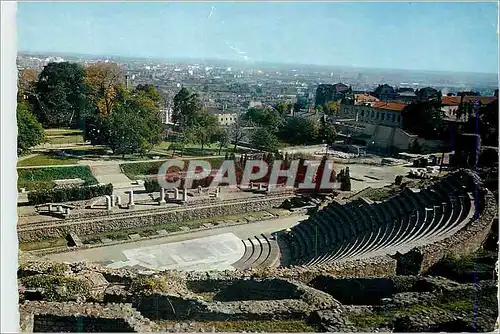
[18,1,499,74]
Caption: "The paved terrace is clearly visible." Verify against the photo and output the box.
[44,215,307,271]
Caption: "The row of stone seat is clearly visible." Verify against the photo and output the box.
[309,193,473,265]
[278,172,477,268]
[232,234,280,270]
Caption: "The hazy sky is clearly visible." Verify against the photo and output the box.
[17,1,499,74]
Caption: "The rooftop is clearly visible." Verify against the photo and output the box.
[371,101,407,112]
[441,96,461,106]
[354,93,379,104]
[461,96,497,105]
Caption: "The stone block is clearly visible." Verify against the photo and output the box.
[157,229,168,236]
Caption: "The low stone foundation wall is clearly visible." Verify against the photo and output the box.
[309,276,419,305]
[101,277,341,322]
[18,195,292,243]
[133,294,334,322]
[201,299,314,321]
[19,301,157,332]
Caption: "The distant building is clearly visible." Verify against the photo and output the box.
[441,96,463,122]
[415,87,440,100]
[460,96,498,106]
[396,87,418,103]
[334,101,420,153]
[315,83,352,106]
[354,93,380,105]
[206,107,238,126]
[249,101,263,109]
[216,113,237,126]
[160,106,173,124]
[339,101,406,127]
[372,84,397,101]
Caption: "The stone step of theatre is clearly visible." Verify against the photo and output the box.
[232,170,481,270]
[232,234,280,270]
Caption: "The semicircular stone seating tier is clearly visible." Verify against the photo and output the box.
[232,171,479,270]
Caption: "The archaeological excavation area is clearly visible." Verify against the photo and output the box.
[17,170,499,332]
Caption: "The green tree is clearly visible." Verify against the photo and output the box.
[250,127,279,152]
[323,101,340,114]
[461,99,499,147]
[173,87,202,156]
[402,100,444,139]
[244,107,282,130]
[320,116,337,145]
[409,140,423,154]
[35,62,92,128]
[173,87,200,127]
[97,88,164,156]
[228,115,247,152]
[191,110,220,155]
[275,102,293,116]
[340,167,351,191]
[17,101,45,155]
[294,96,308,113]
[215,127,230,155]
[279,117,319,145]
[134,84,164,108]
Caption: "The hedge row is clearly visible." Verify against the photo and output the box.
[144,178,215,193]
[121,157,225,180]
[28,183,113,205]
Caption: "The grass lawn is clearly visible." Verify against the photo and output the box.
[44,128,82,135]
[19,238,69,252]
[44,128,84,145]
[153,141,228,157]
[46,134,84,145]
[153,141,255,157]
[17,153,79,167]
[17,165,98,191]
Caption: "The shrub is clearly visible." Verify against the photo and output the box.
[130,276,169,295]
[20,274,92,302]
[28,183,113,205]
[395,175,404,186]
[144,178,162,193]
[340,167,352,191]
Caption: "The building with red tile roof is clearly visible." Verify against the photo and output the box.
[441,96,461,106]
[354,93,379,105]
[370,101,407,112]
[461,96,497,105]
[339,101,407,128]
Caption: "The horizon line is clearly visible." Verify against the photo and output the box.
[17,49,499,78]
